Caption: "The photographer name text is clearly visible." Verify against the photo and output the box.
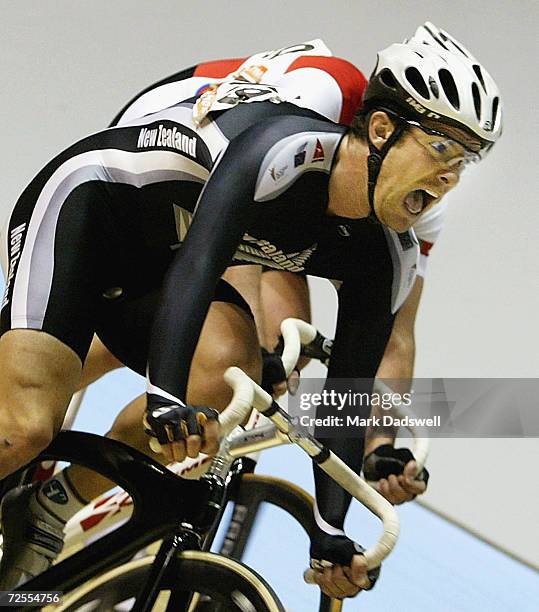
[296,415,441,428]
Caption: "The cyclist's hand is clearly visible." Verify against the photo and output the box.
[143,403,220,463]
[312,555,370,599]
[310,532,380,599]
[363,444,429,505]
[261,349,299,398]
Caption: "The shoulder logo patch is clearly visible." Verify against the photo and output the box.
[294,142,308,167]
[312,138,325,162]
[269,164,288,181]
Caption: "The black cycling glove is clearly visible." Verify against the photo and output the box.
[363,444,429,484]
[274,331,333,367]
[144,402,219,444]
[260,348,288,394]
[310,529,380,590]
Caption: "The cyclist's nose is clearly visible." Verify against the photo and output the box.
[437,168,460,191]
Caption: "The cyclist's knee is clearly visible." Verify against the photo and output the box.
[17,418,55,455]
[0,330,81,477]
[194,332,262,390]
[0,406,55,478]
[206,331,262,381]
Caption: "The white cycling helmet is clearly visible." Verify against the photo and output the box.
[407,21,478,60]
[363,22,503,156]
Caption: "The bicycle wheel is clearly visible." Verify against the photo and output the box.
[49,551,285,612]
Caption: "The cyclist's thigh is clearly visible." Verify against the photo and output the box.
[96,279,261,410]
[0,181,113,364]
[0,330,82,417]
[79,335,124,389]
[0,182,107,473]
[260,270,310,348]
[0,330,82,478]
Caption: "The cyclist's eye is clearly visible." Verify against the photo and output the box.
[430,140,450,155]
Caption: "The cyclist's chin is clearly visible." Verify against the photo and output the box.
[378,207,413,233]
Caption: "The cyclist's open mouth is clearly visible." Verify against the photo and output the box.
[403,189,438,215]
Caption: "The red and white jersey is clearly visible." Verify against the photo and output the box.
[413,200,446,276]
[114,40,365,127]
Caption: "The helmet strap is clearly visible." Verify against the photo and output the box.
[366,112,406,223]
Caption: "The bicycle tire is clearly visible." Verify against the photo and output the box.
[48,551,285,612]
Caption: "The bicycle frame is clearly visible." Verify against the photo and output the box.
[12,431,218,605]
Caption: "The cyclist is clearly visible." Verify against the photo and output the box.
[0,24,502,598]
[44,30,445,521]
[0,36,438,539]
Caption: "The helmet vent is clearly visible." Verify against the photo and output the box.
[424,23,449,51]
[432,25,470,58]
[413,51,424,58]
[451,39,468,57]
[405,67,430,99]
[472,64,486,92]
[438,69,460,109]
[491,97,500,130]
[471,82,482,120]
[379,69,398,90]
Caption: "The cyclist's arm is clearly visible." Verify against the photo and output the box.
[364,231,438,503]
[146,120,313,407]
[365,275,424,454]
[313,275,394,534]
[366,198,446,429]
[146,140,260,406]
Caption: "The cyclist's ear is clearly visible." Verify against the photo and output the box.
[368,111,397,148]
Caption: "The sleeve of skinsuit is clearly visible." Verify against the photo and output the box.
[145,116,321,406]
[146,141,256,404]
[312,264,395,536]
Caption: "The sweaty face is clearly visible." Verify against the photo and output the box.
[373,127,467,232]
